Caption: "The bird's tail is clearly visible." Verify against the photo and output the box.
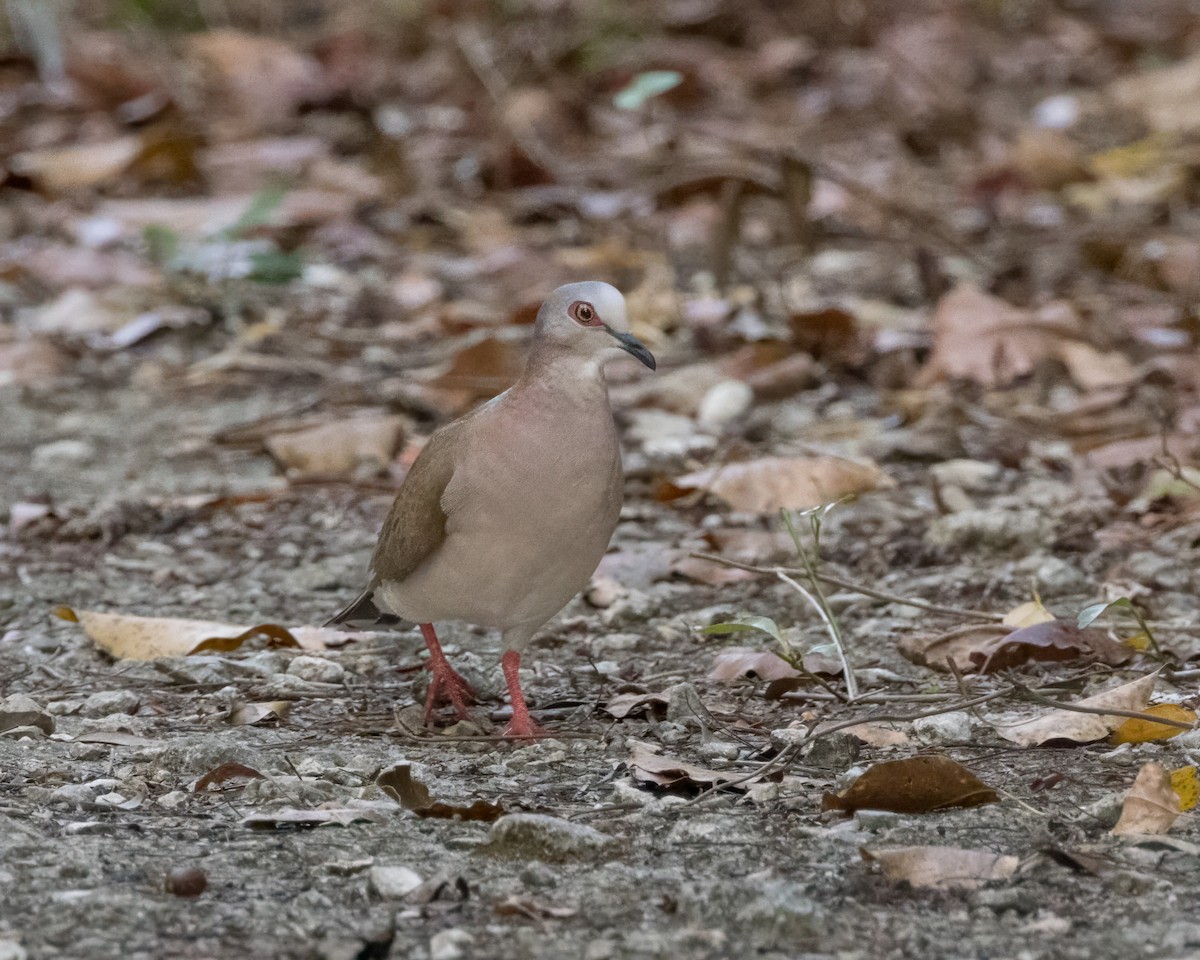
[323,588,401,628]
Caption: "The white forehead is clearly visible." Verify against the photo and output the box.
[554,281,626,327]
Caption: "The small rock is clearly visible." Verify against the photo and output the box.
[79,690,139,718]
[912,711,972,745]
[926,508,1046,552]
[369,865,423,899]
[0,693,54,735]
[0,725,46,741]
[929,459,1001,492]
[0,940,27,960]
[584,575,625,609]
[971,886,1037,915]
[164,866,207,897]
[697,380,753,432]
[286,655,345,684]
[482,813,614,862]
[801,732,861,771]
[1028,555,1089,596]
[50,778,124,808]
[31,439,96,468]
[429,929,473,960]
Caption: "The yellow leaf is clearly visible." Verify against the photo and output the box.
[1110,704,1196,744]
[1170,766,1198,813]
[1124,631,1152,652]
[1002,599,1055,629]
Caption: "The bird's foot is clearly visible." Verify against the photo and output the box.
[502,709,550,740]
[423,662,477,724]
[500,649,548,740]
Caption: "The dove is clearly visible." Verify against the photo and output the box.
[326,281,655,738]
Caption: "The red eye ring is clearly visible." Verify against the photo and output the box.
[569,301,600,325]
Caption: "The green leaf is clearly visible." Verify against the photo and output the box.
[143,224,178,266]
[222,182,290,239]
[613,70,682,110]
[247,249,303,284]
[1078,598,1137,629]
[702,616,782,644]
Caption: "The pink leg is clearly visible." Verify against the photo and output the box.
[420,623,476,725]
[501,650,548,740]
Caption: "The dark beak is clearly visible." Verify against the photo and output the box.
[606,327,656,370]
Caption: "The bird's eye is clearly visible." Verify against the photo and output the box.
[569,301,598,325]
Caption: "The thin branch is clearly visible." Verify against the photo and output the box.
[777,570,858,700]
[690,552,1002,622]
[1011,683,1196,731]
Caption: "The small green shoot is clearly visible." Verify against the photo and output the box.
[613,70,682,110]
[1077,597,1159,654]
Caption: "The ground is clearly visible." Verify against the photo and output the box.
[3,2,1200,958]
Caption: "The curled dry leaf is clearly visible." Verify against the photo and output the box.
[863,846,1018,891]
[822,755,998,814]
[228,701,291,726]
[900,619,1130,674]
[1111,704,1197,744]
[241,808,385,830]
[1111,762,1181,837]
[665,455,891,512]
[709,647,842,684]
[628,741,748,792]
[993,672,1157,747]
[494,896,577,920]
[376,763,505,823]
[265,415,404,479]
[194,762,267,792]
[54,607,365,659]
[603,691,669,720]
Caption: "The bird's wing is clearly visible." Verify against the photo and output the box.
[324,424,459,626]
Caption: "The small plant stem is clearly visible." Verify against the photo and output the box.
[776,570,858,700]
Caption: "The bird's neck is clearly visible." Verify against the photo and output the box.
[519,344,608,394]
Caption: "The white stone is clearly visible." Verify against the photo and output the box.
[697,380,753,432]
[31,439,96,468]
[429,929,474,960]
[286,655,345,684]
[912,711,972,745]
[368,865,423,899]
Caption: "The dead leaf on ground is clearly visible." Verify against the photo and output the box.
[1171,766,1198,812]
[1111,704,1197,744]
[376,763,505,822]
[603,691,670,720]
[1111,762,1181,836]
[0,341,70,387]
[901,620,1130,673]
[993,672,1158,747]
[9,137,145,193]
[54,607,366,659]
[241,807,385,830]
[1111,52,1200,134]
[229,701,291,726]
[669,554,761,585]
[74,730,158,747]
[822,755,998,814]
[709,647,842,682]
[493,895,577,920]
[863,846,1018,890]
[838,723,912,747]
[194,762,267,792]
[265,415,404,479]
[664,455,891,512]
[628,741,748,792]
[916,284,1136,390]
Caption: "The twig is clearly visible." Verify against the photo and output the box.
[776,570,858,699]
[1011,682,1196,731]
[690,552,1002,622]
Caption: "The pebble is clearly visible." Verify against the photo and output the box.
[79,690,139,718]
[286,656,345,684]
[0,940,27,960]
[31,439,96,468]
[912,711,972,745]
[0,693,54,735]
[429,929,474,960]
[926,508,1046,552]
[929,458,1001,492]
[482,813,615,862]
[697,380,753,432]
[368,865,423,899]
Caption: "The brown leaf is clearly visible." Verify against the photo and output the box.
[900,620,1130,673]
[666,456,891,512]
[55,607,365,659]
[376,763,505,822]
[709,648,799,682]
[0,341,69,387]
[1111,52,1200,134]
[493,895,577,920]
[1111,761,1181,836]
[8,137,144,192]
[195,762,267,792]
[993,673,1158,747]
[265,415,404,479]
[603,691,670,720]
[863,846,1018,891]
[669,555,761,585]
[228,701,291,726]
[628,741,747,792]
[822,755,998,814]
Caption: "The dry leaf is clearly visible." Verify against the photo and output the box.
[1171,766,1198,812]
[839,723,912,747]
[424,335,526,409]
[603,691,670,720]
[1111,762,1181,836]
[0,341,70,386]
[901,620,1130,673]
[993,673,1158,747]
[666,456,891,512]
[229,701,291,725]
[1111,704,1197,744]
[265,415,404,479]
[194,762,267,792]
[241,808,385,830]
[74,730,158,747]
[1002,600,1055,628]
[709,649,800,682]
[493,896,577,920]
[863,846,1018,891]
[9,137,144,192]
[669,555,761,585]
[376,763,505,822]
[822,755,997,814]
[1111,53,1200,134]
[54,607,368,659]
[628,741,746,792]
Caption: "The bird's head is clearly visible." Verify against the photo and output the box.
[533,281,656,371]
